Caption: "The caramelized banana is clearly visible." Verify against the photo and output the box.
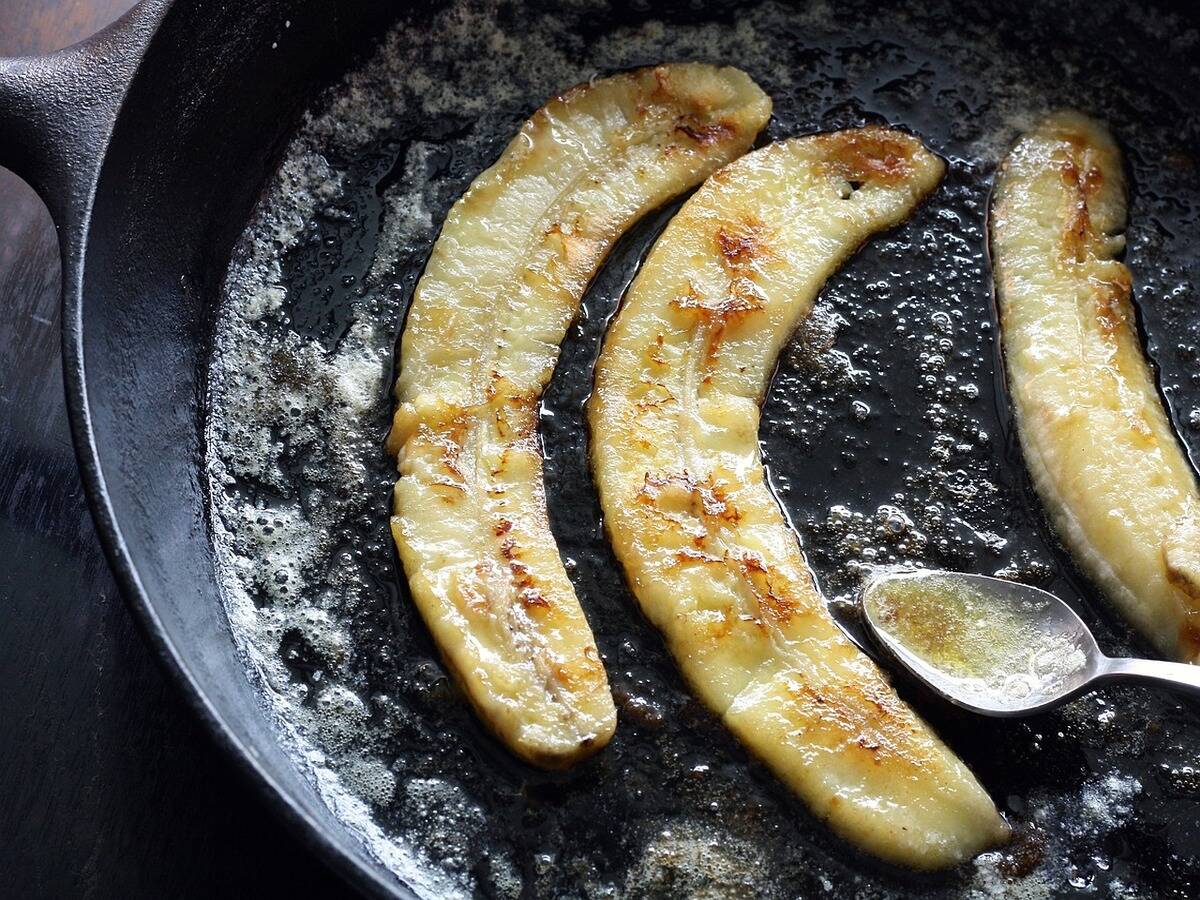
[992,110,1200,661]
[590,128,1008,866]
[389,64,772,767]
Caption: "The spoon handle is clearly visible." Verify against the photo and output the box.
[1098,656,1200,699]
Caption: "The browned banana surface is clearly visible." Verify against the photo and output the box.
[389,64,771,767]
[993,110,1200,662]
[590,127,1008,865]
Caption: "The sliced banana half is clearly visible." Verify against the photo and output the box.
[992,110,1200,662]
[589,128,1009,867]
[389,64,772,768]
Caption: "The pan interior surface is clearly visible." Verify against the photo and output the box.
[203,1,1200,896]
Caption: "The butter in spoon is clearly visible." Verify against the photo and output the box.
[860,569,1200,716]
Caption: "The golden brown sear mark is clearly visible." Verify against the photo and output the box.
[1055,140,1110,263]
[664,218,776,362]
[715,216,771,270]
[545,221,602,271]
[671,280,766,328]
[499,537,551,610]
[1058,130,1106,191]
[675,118,737,146]
[551,653,606,694]
[1092,272,1134,337]
[419,420,469,485]
[738,553,802,625]
[674,546,726,566]
[1049,144,1157,444]
[640,472,805,625]
[816,126,917,187]
[638,470,742,527]
[1048,143,1146,390]
[644,333,670,370]
[783,678,929,771]
[671,277,766,363]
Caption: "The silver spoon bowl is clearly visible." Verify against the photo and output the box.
[860,569,1200,716]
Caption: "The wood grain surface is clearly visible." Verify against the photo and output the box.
[0,2,356,896]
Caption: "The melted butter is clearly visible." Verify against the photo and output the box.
[203,0,1200,892]
[865,573,1089,705]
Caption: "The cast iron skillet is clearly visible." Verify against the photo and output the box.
[2,1,1200,897]
[0,2,407,896]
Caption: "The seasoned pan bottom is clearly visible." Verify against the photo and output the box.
[206,1,1200,896]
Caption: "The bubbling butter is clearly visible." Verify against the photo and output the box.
[864,572,1090,707]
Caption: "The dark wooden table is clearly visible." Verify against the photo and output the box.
[0,3,355,896]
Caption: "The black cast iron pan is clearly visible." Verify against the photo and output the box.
[0,2,404,896]
[3,1,1200,896]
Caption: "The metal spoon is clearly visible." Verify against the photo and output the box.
[860,568,1200,716]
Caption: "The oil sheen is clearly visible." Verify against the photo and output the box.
[206,1,1200,897]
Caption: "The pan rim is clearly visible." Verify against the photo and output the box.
[54,1,416,897]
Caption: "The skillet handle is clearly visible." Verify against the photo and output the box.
[0,0,167,234]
